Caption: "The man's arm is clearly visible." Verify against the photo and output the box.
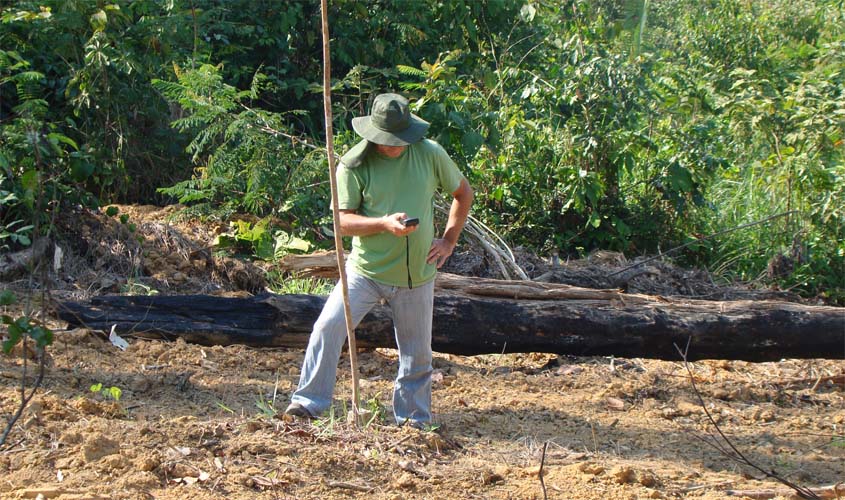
[339,210,417,237]
[428,178,474,268]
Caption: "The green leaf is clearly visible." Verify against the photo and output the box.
[4,323,23,353]
[0,290,16,306]
[105,206,119,217]
[29,326,52,348]
[107,386,122,401]
[448,111,466,128]
[254,236,275,261]
[70,158,94,181]
[2,336,20,353]
[90,383,103,393]
[0,191,17,204]
[611,215,631,238]
[273,231,311,260]
[668,163,694,192]
[461,131,485,159]
[212,234,237,248]
[90,10,107,32]
[21,169,39,191]
[47,133,78,151]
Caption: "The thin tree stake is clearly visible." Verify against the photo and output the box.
[319,0,361,422]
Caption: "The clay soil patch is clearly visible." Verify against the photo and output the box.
[1,205,842,499]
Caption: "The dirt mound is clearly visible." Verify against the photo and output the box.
[442,248,801,302]
[42,204,267,302]
[10,203,798,305]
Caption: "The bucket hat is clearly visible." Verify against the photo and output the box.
[351,93,429,146]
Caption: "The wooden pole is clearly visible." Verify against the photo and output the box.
[319,0,361,421]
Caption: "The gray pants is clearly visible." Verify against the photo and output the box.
[290,271,435,425]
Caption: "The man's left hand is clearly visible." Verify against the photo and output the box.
[427,239,456,268]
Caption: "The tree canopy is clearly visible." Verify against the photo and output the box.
[1,0,843,301]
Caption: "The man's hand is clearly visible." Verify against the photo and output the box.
[383,213,417,237]
[428,178,473,269]
[427,238,456,268]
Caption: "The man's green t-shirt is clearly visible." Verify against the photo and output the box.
[338,139,465,287]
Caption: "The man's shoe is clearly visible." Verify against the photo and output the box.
[284,402,314,419]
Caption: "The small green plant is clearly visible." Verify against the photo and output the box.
[421,422,442,433]
[89,383,122,401]
[120,279,159,296]
[255,393,277,417]
[267,274,334,295]
[313,401,346,437]
[255,395,279,418]
[213,218,311,261]
[363,393,387,427]
[105,205,137,233]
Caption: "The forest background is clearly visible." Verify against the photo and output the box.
[1,0,843,303]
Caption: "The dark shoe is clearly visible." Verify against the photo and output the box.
[284,403,314,419]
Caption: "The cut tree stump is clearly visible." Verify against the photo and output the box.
[55,273,845,361]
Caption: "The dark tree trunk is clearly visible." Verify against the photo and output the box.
[56,275,845,361]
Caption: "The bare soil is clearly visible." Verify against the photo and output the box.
[1,205,842,500]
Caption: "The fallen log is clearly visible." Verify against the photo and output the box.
[55,274,845,361]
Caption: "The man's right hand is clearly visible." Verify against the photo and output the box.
[384,213,417,237]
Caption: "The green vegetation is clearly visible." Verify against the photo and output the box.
[89,383,123,402]
[267,274,334,296]
[0,290,53,446]
[1,291,52,354]
[1,0,842,301]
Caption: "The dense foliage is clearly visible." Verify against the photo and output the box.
[1,0,842,301]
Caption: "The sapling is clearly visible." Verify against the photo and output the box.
[1,290,53,447]
[89,383,123,402]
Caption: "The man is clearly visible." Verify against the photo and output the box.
[285,93,473,427]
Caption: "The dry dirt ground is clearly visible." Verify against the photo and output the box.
[0,205,843,500]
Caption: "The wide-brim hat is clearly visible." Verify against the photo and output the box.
[351,93,429,146]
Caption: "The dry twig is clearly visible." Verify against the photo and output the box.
[771,374,844,389]
[327,480,375,493]
[538,441,549,500]
[674,338,822,500]
[672,480,737,494]
[725,483,845,499]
